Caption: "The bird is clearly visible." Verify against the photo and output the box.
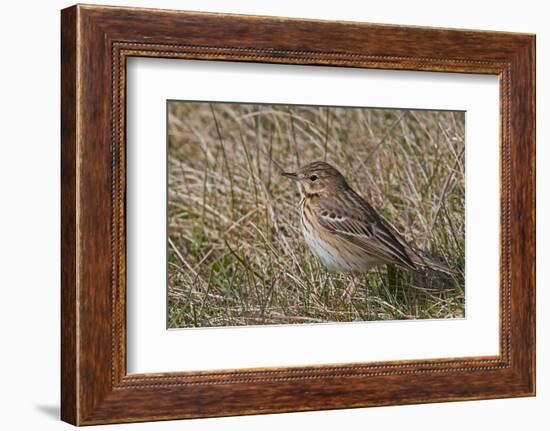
[282,161,454,299]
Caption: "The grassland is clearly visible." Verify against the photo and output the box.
[167,101,465,328]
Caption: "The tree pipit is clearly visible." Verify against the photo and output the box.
[282,161,453,302]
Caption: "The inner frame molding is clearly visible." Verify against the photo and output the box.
[61,4,534,425]
[114,43,510,384]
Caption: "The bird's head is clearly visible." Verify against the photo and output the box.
[282,161,349,196]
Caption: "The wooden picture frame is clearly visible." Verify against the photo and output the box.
[61,4,535,425]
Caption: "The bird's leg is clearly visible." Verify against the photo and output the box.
[341,273,359,303]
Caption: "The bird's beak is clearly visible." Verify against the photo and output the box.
[282,172,298,180]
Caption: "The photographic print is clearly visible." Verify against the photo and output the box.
[167,101,465,328]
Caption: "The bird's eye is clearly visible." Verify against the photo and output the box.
[309,175,318,182]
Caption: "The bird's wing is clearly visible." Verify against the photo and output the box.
[313,192,417,270]
[376,212,457,275]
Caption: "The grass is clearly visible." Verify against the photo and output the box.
[167,101,465,328]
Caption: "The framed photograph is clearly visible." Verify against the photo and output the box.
[61,4,535,425]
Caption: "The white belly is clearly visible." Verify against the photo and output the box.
[302,224,371,273]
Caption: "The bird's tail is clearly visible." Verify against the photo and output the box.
[380,217,460,276]
[408,249,459,276]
